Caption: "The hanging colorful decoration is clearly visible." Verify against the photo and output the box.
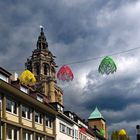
[99,128,105,136]
[57,65,74,82]
[19,70,36,86]
[98,56,117,75]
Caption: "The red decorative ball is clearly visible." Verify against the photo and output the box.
[57,65,74,82]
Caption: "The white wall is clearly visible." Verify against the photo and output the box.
[56,116,73,140]
[73,124,79,140]
[56,115,96,140]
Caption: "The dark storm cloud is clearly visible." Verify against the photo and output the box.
[81,70,140,118]
[0,0,138,65]
[84,73,140,109]
[64,69,140,113]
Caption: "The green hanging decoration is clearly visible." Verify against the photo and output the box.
[98,56,117,75]
[99,128,105,136]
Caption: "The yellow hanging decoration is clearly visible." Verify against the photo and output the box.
[19,70,36,86]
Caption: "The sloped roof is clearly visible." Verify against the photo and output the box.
[88,107,104,120]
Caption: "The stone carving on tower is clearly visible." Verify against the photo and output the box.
[25,27,63,105]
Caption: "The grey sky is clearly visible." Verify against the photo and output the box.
[0,0,140,139]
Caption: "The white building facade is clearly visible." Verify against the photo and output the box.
[56,111,96,140]
[56,115,74,140]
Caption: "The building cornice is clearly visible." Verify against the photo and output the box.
[0,79,58,115]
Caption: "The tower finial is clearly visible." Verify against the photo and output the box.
[39,25,44,32]
[37,25,48,49]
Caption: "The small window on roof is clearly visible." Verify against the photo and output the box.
[37,95,43,102]
[20,86,28,94]
[57,104,60,110]
[0,73,8,82]
[60,107,63,112]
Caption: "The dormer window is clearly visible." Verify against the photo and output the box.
[20,86,28,94]
[0,73,8,83]
[69,113,73,120]
[37,95,43,102]
[57,104,60,111]
[71,115,74,119]
[60,106,63,112]
[57,104,64,112]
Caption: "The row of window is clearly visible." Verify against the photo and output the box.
[79,132,94,140]
[0,73,44,103]
[6,126,45,140]
[59,123,94,140]
[60,123,73,137]
[6,98,53,128]
[20,86,44,103]
[34,63,50,76]
[79,132,87,140]
[0,73,28,95]
[0,125,54,140]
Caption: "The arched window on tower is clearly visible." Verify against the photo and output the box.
[34,63,40,75]
[42,43,46,49]
[51,67,55,78]
[37,42,42,50]
[44,63,49,75]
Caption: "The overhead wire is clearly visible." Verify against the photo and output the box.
[5,46,140,72]
[64,46,140,65]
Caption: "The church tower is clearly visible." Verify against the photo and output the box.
[88,107,108,138]
[25,27,63,105]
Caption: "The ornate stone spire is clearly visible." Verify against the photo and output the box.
[25,27,63,105]
[37,26,48,50]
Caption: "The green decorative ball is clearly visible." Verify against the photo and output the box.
[98,56,117,75]
[99,128,105,136]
